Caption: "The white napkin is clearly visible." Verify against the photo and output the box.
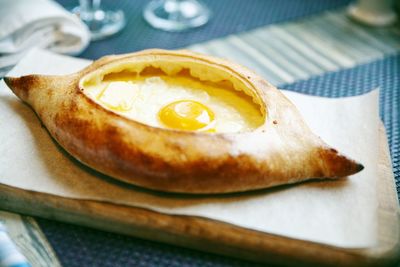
[0,0,90,71]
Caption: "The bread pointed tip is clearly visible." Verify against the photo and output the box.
[355,162,364,173]
[4,74,60,103]
[3,76,18,90]
[319,147,364,178]
[341,159,364,177]
[4,75,33,101]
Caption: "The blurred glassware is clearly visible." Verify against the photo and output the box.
[143,0,211,32]
[71,0,126,41]
[347,0,397,26]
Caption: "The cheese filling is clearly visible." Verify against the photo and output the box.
[84,76,263,133]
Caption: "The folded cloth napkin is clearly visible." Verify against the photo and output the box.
[0,0,89,74]
[0,223,30,267]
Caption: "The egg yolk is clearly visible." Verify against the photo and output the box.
[158,100,215,131]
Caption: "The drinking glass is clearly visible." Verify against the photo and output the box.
[71,0,126,40]
[143,0,211,32]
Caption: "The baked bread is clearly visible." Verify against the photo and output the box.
[4,49,363,193]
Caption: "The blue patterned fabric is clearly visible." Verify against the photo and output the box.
[56,0,351,60]
[37,218,266,267]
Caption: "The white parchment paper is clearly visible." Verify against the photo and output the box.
[0,48,379,248]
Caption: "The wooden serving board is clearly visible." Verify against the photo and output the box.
[1,125,399,267]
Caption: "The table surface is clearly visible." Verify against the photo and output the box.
[2,0,400,266]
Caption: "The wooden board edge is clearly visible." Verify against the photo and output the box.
[0,182,398,267]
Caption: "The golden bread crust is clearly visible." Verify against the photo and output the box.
[4,49,363,193]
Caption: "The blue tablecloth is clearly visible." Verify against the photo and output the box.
[60,0,351,59]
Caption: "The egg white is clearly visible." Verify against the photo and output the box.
[84,76,263,133]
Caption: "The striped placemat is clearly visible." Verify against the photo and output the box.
[2,7,399,267]
[188,9,400,86]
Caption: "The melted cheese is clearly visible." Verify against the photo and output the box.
[84,76,263,133]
